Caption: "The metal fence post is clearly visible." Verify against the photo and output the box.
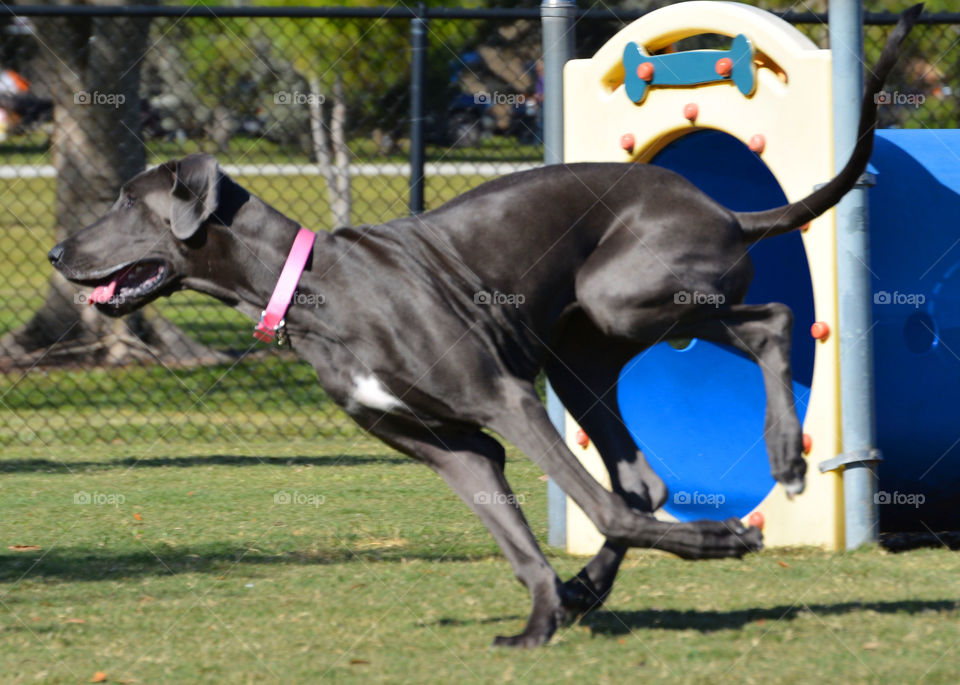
[409,4,427,215]
[541,0,576,548]
[829,0,881,548]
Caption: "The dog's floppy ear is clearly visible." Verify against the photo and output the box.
[170,153,220,239]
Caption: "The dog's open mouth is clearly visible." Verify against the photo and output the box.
[84,260,168,306]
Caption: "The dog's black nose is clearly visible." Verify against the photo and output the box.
[48,243,64,265]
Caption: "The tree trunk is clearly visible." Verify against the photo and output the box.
[308,76,337,220]
[0,1,225,367]
[331,75,352,226]
[308,75,351,228]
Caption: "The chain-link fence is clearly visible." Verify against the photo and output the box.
[0,5,957,449]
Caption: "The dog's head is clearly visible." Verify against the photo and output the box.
[49,153,222,316]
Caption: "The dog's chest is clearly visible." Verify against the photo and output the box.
[291,335,412,417]
[347,373,407,413]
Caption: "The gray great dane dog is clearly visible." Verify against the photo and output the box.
[49,6,919,647]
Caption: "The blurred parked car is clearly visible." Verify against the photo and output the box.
[0,68,52,140]
[444,50,540,147]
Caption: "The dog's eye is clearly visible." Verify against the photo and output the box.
[123,196,136,208]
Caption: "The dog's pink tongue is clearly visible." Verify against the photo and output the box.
[89,279,118,305]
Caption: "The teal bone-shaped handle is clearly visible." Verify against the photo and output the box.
[623,33,756,104]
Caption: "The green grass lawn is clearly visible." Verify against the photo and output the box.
[2,439,960,682]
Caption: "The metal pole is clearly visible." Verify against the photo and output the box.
[409,5,427,214]
[541,0,576,548]
[829,0,880,548]
[540,0,576,166]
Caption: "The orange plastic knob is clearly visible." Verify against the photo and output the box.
[749,134,766,153]
[715,57,733,76]
[683,103,699,122]
[620,133,635,152]
[810,321,830,340]
[802,433,813,454]
[575,428,590,450]
[636,61,654,81]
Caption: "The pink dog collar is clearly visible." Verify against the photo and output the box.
[254,227,317,343]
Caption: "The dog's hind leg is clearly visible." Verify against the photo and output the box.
[673,302,806,495]
[542,314,668,614]
[574,237,804,495]
[357,416,567,648]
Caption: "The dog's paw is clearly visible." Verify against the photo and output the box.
[492,632,550,648]
[782,477,806,499]
[767,419,807,496]
[670,518,764,560]
[492,616,561,648]
[560,574,610,618]
[727,517,764,554]
[492,591,565,648]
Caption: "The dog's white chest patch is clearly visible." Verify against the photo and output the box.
[350,374,406,413]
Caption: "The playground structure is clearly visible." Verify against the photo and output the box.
[551,1,959,552]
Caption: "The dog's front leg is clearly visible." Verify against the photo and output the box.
[355,414,568,647]
[489,383,763,558]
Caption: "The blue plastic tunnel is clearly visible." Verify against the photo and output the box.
[617,129,815,522]
[869,129,960,532]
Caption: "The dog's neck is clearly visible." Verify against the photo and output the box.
[181,175,329,321]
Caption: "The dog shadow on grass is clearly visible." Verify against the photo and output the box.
[426,599,959,634]
[0,453,411,473]
[580,600,959,634]
[0,544,501,584]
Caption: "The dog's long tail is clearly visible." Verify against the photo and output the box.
[736,3,923,244]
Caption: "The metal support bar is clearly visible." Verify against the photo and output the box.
[814,171,876,192]
[830,0,881,549]
[819,448,883,474]
[541,0,576,548]
[409,6,427,215]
